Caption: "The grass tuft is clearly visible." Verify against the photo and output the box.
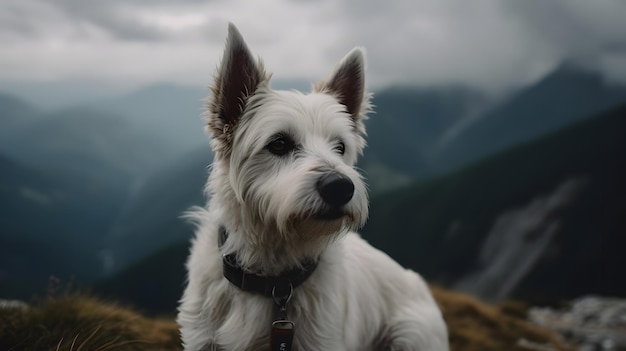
[0,293,181,351]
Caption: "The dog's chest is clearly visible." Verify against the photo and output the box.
[212,289,372,351]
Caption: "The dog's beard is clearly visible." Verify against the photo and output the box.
[236,168,366,241]
[240,196,361,244]
[289,212,355,240]
[216,196,354,274]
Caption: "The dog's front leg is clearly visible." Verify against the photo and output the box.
[198,344,223,351]
[376,304,449,351]
[179,318,216,351]
[178,297,219,351]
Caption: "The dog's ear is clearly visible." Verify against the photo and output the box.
[315,48,370,125]
[208,23,267,151]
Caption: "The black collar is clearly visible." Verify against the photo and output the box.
[219,226,318,298]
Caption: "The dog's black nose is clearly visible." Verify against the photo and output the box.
[317,172,354,207]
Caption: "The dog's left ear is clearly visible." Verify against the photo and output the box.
[315,48,370,125]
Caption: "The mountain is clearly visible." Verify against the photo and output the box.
[360,86,490,192]
[102,148,211,274]
[87,83,209,153]
[1,106,179,183]
[95,242,190,314]
[362,102,626,302]
[0,153,126,298]
[0,93,39,144]
[1,79,132,110]
[0,94,188,299]
[0,88,212,294]
[435,63,626,173]
[358,65,626,193]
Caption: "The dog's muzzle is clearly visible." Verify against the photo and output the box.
[316,172,355,209]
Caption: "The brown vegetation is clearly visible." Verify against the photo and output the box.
[0,294,181,351]
[0,288,573,350]
[432,286,574,351]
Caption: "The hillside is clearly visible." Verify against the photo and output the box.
[362,102,626,302]
[356,65,626,193]
[0,153,125,298]
[0,294,181,351]
[360,86,489,190]
[101,148,211,274]
[95,243,189,314]
[0,92,189,299]
[0,289,572,350]
[87,83,209,153]
[436,63,626,173]
[2,107,177,181]
[0,93,39,142]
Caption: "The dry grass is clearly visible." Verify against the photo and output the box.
[431,286,574,351]
[0,288,574,350]
[0,294,181,351]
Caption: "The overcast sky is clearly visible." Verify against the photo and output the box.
[1,0,626,95]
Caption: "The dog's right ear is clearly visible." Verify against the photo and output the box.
[208,23,267,154]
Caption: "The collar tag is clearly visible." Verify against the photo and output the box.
[270,320,294,351]
[270,284,294,351]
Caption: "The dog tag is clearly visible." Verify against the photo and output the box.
[270,320,294,351]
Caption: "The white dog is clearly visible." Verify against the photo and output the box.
[177,23,449,351]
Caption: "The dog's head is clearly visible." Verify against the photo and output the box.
[206,24,370,243]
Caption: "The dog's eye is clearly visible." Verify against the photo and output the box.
[267,136,295,156]
[334,141,346,155]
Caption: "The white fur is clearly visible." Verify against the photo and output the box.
[178,24,449,351]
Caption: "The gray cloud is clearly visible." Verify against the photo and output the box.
[1,0,625,92]
[1,0,216,41]
[503,0,626,85]
[50,0,165,41]
[330,0,626,90]
[505,1,626,55]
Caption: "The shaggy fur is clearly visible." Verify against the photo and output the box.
[177,23,449,351]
